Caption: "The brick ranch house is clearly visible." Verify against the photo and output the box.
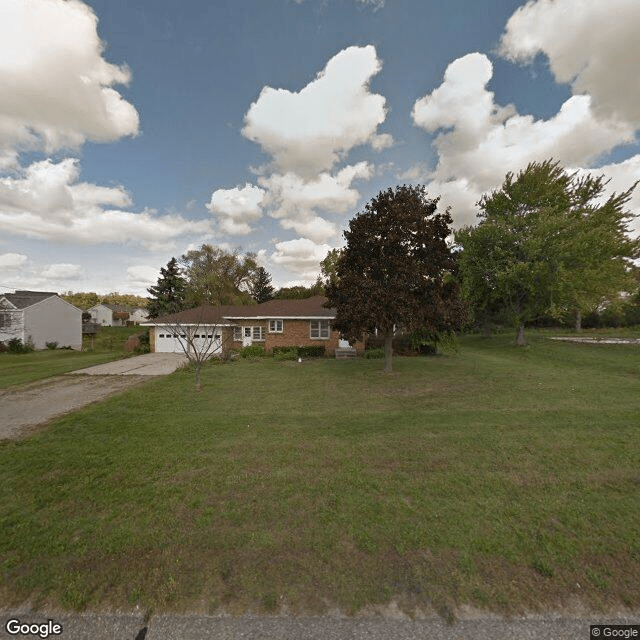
[142,296,363,356]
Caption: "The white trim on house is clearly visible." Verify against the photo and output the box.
[233,325,265,343]
[310,319,331,340]
[0,297,17,309]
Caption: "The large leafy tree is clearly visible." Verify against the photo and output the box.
[250,266,275,303]
[147,257,187,319]
[61,291,100,310]
[325,185,465,373]
[320,248,342,289]
[180,244,258,307]
[274,280,324,299]
[455,160,638,344]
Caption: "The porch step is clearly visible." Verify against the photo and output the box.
[335,347,357,359]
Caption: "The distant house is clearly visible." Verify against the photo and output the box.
[142,296,361,356]
[0,290,82,350]
[129,307,149,324]
[87,303,148,326]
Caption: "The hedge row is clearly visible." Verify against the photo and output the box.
[271,345,326,358]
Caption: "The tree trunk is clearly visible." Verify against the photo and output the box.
[574,308,582,332]
[516,323,526,346]
[383,330,393,373]
[195,362,202,391]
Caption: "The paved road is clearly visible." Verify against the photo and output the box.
[2,609,638,640]
[69,352,188,376]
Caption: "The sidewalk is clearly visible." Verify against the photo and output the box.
[2,609,638,640]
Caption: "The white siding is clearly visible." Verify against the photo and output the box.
[23,296,82,350]
[88,304,113,326]
[129,308,148,324]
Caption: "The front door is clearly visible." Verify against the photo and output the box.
[242,326,252,347]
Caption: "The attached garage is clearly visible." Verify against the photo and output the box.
[153,325,223,355]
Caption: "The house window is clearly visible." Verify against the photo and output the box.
[235,326,264,341]
[269,319,283,333]
[310,320,330,339]
[159,334,165,338]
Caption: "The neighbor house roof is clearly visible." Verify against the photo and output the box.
[89,303,131,312]
[1,290,58,309]
[145,296,335,325]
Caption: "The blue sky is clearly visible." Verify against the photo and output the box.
[1,0,639,296]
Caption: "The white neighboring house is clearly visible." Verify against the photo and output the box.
[0,290,82,350]
[87,303,149,326]
[129,307,149,324]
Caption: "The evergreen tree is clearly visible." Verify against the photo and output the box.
[251,266,275,303]
[147,257,187,318]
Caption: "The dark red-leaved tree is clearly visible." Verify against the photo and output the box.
[326,185,465,373]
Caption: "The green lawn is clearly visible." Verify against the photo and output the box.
[0,327,143,389]
[1,331,639,618]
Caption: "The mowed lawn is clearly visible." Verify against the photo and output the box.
[0,326,143,389]
[0,332,639,617]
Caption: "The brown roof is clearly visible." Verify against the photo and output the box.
[224,296,335,318]
[147,296,335,325]
[148,304,245,325]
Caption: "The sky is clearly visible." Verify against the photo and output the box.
[1,0,639,297]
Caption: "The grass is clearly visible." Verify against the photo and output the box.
[0,327,143,389]
[0,330,639,617]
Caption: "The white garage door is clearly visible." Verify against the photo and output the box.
[155,327,222,354]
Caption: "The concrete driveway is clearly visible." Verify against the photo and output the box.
[1,353,190,440]
[69,352,188,376]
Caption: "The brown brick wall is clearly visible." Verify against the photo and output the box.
[265,319,339,354]
[150,319,365,355]
[229,319,340,355]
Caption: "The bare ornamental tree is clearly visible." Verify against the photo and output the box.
[162,320,232,390]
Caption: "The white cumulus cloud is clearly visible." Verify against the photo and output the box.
[0,0,139,159]
[412,53,637,227]
[271,237,332,281]
[206,183,265,235]
[499,0,640,127]
[41,263,84,279]
[126,265,160,288]
[243,45,387,176]
[0,252,27,269]
[259,162,373,242]
[0,158,213,250]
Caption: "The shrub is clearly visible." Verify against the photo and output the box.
[272,345,325,358]
[274,348,298,361]
[362,348,384,359]
[134,329,151,354]
[0,342,8,353]
[46,341,58,350]
[297,345,325,358]
[239,344,266,358]
[7,338,34,354]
